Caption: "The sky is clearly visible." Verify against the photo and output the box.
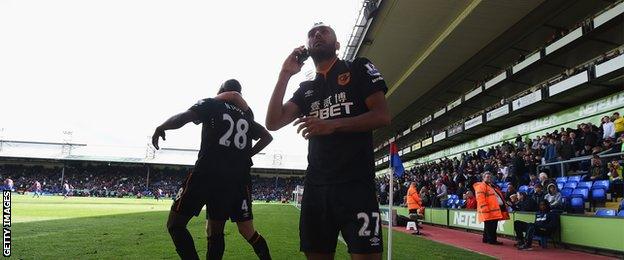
[0,0,363,162]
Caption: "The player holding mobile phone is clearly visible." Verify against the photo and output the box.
[266,22,390,260]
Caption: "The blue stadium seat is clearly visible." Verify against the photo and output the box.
[556,177,567,183]
[572,188,589,200]
[560,187,574,198]
[519,185,529,193]
[459,199,466,207]
[577,181,592,189]
[593,180,610,191]
[591,188,606,202]
[618,210,624,217]
[569,197,585,214]
[564,182,578,189]
[568,175,582,182]
[595,209,616,217]
[557,182,565,191]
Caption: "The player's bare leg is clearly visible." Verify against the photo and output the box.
[236,220,271,260]
[167,210,198,260]
[206,219,226,260]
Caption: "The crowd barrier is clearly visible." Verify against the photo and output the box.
[380,206,624,253]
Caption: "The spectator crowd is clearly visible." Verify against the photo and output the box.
[378,111,624,213]
[0,163,302,202]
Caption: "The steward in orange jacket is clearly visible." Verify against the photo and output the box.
[474,180,509,222]
[406,182,422,214]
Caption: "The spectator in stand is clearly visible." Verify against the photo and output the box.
[435,179,448,207]
[528,174,540,188]
[509,194,519,212]
[419,186,431,208]
[556,135,575,161]
[514,200,560,251]
[515,192,537,212]
[587,154,606,181]
[538,172,552,188]
[608,159,622,182]
[613,112,624,137]
[464,191,477,209]
[602,116,616,139]
[582,124,599,150]
[569,132,582,157]
[505,184,517,204]
[456,182,467,199]
[544,183,562,210]
[532,184,545,204]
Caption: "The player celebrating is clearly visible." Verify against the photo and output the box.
[266,23,390,260]
[33,180,42,198]
[153,79,273,260]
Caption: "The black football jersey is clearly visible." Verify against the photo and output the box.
[189,98,262,180]
[289,57,388,185]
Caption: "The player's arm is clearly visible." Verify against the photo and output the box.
[265,47,304,131]
[152,110,199,149]
[249,122,273,157]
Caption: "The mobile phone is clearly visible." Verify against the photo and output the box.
[296,49,309,64]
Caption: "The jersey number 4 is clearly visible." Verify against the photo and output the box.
[219,114,249,149]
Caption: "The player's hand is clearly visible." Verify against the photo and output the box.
[152,127,166,150]
[281,46,305,76]
[294,116,336,139]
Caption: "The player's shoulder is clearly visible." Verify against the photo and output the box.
[350,57,374,68]
[351,57,381,75]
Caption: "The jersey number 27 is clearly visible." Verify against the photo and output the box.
[218,114,248,149]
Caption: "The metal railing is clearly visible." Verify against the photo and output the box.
[537,151,624,177]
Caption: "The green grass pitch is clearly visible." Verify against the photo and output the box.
[12,195,491,259]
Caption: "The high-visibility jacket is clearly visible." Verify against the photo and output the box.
[473,182,509,222]
[406,185,422,211]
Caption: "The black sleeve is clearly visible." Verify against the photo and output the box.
[287,86,306,112]
[189,98,218,124]
[352,57,388,98]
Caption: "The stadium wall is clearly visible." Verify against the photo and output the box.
[380,206,624,253]
[377,91,624,176]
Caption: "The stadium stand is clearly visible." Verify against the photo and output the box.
[0,163,302,202]
[355,0,624,255]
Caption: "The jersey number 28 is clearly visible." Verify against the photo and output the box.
[219,114,248,149]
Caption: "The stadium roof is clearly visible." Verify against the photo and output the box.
[350,0,549,142]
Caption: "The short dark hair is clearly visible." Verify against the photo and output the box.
[218,79,242,94]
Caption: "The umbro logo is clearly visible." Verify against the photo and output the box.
[304,90,314,97]
[369,237,380,246]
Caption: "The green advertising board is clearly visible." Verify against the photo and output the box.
[559,214,624,252]
[448,209,515,236]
